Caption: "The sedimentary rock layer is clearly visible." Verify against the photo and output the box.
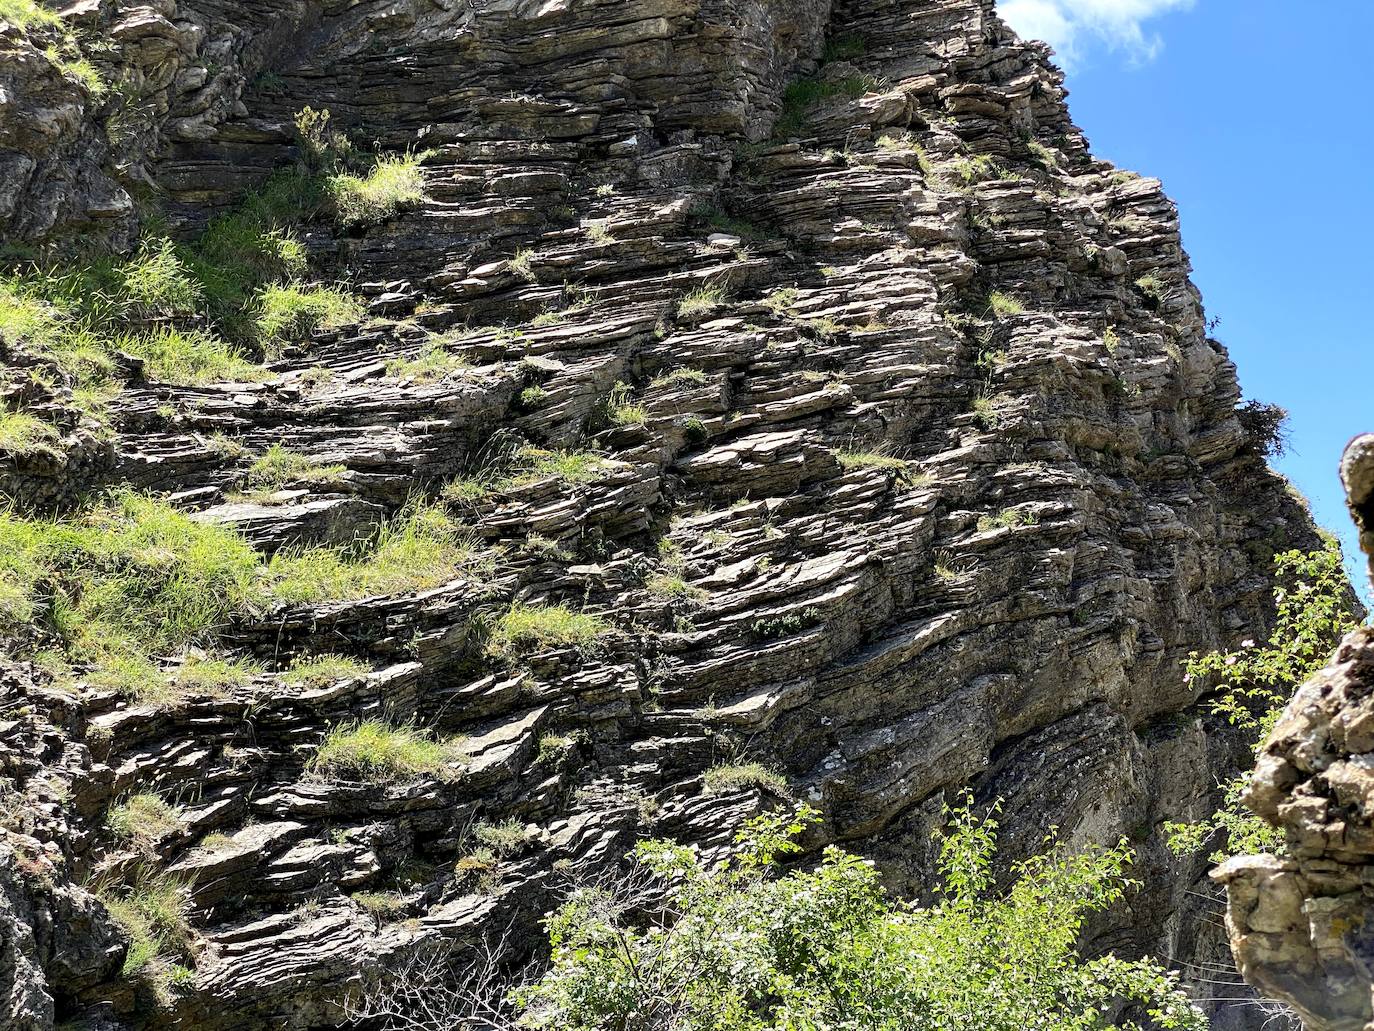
[0,0,1322,1027]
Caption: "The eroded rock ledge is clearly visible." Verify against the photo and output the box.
[1217,434,1374,1031]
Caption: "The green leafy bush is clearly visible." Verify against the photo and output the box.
[515,800,1204,1030]
[1167,543,1360,861]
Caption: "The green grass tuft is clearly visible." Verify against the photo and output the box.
[487,603,610,657]
[265,502,485,605]
[0,409,59,456]
[280,654,370,689]
[676,285,727,318]
[310,719,468,784]
[703,761,789,796]
[243,444,346,492]
[108,794,182,844]
[326,153,426,229]
[96,873,191,978]
[986,292,1026,318]
[254,283,360,349]
[385,338,470,383]
[0,0,60,29]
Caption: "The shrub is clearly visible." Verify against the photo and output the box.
[487,603,610,656]
[108,794,182,844]
[310,719,468,784]
[703,761,788,796]
[750,607,822,640]
[293,106,352,172]
[1167,544,1360,862]
[1236,399,1290,458]
[514,801,1205,1030]
[0,410,59,456]
[326,153,426,229]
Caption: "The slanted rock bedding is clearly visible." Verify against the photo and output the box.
[0,0,1324,1027]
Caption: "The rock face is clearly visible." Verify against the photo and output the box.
[1216,435,1374,1031]
[0,0,1327,1028]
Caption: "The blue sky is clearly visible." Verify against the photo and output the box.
[997,0,1374,603]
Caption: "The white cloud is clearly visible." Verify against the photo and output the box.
[999,0,1195,67]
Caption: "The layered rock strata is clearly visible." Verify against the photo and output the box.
[0,0,1325,1027]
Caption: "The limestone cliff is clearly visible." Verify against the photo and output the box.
[0,0,1324,1028]
[1217,436,1374,1031]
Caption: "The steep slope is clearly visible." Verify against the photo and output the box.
[0,0,1323,1028]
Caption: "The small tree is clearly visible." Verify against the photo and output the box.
[1167,542,1360,861]
[1235,400,1290,458]
[516,800,1205,1031]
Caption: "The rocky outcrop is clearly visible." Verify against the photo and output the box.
[0,0,1328,1028]
[1216,435,1374,1031]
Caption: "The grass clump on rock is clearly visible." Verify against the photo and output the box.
[280,654,370,689]
[96,872,192,980]
[253,283,360,350]
[107,794,182,845]
[243,444,347,493]
[264,501,485,605]
[703,761,789,796]
[487,603,610,657]
[0,409,59,457]
[326,152,426,229]
[309,719,468,784]
[0,494,482,705]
